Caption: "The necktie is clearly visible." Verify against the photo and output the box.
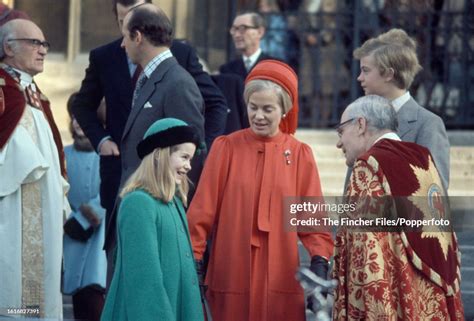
[25,85,43,110]
[132,73,147,109]
[244,57,252,72]
[131,64,143,88]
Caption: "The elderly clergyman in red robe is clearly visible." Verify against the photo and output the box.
[0,19,69,319]
[332,95,464,320]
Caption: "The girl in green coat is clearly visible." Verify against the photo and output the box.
[101,118,205,321]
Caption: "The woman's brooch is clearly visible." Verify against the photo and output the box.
[284,149,291,165]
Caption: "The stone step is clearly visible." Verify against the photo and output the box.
[316,159,474,177]
[296,129,474,148]
[449,161,474,176]
[295,132,474,197]
[295,129,338,143]
[316,187,474,196]
[296,130,474,157]
[317,169,474,180]
[310,144,474,163]
[451,146,474,161]
[319,178,473,197]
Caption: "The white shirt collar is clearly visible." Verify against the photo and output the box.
[391,91,411,113]
[0,64,37,92]
[373,132,401,145]
[242,48,262,69]
[11,67,35,90]
[143,49,173,78]
[126,49,173,78]
[127,56,137,76]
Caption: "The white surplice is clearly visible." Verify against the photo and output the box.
[0,70,69,319]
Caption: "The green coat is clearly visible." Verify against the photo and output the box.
[101,190,204,321]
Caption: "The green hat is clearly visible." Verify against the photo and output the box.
[137,118,202,159]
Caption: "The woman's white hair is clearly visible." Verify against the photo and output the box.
[243,79,292,114]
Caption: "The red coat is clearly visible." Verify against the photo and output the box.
[332,138,464,320]
[187,128,333,321]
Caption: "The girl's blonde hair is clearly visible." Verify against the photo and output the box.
[120,145,189,206]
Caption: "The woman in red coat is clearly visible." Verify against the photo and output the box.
[187,60,334,321]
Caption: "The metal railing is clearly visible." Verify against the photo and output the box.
[256,1,474,129]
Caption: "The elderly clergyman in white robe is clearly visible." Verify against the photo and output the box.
[0,19,69,319]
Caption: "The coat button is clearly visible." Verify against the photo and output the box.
[186,252,190,258]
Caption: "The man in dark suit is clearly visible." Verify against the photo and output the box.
[119,3,204,190]
[220,12,273,79]
[105,3,205,272]
[71,0,226,254]
[211,73,249,134]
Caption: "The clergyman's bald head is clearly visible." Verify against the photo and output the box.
[0,19,48,76]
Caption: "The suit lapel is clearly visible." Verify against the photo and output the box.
[110,39,135,112]
[112,40,134,95]
[115,41,132,81]
[247,52,269,74]
[397,98,419,139]
[234,59,247,78]
[255,52,267,64]
[122,57,176,140]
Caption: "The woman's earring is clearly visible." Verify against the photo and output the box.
[282,113,287,118]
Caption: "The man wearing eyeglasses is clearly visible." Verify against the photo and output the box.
[220,12,273,79]
[332,95,464,320]
[0,19,69,319]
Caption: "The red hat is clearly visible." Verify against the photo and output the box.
[245,60,298,134]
